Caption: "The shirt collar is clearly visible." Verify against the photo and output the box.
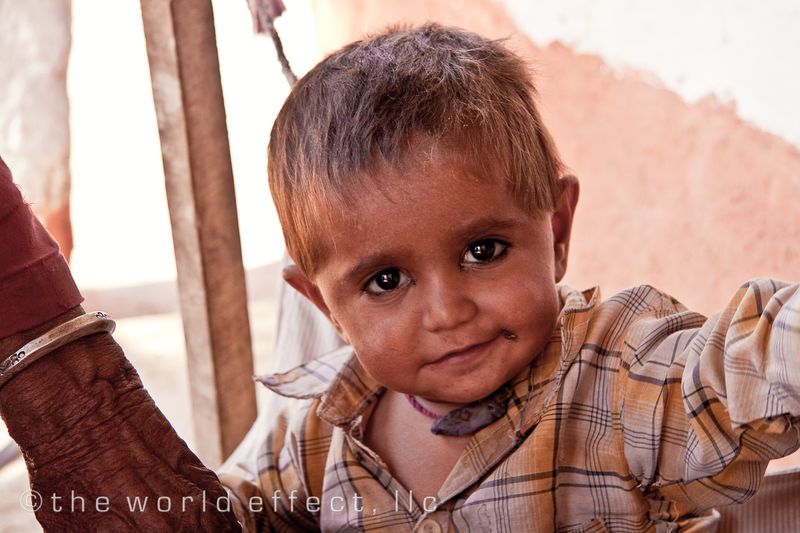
[256,344,383,428]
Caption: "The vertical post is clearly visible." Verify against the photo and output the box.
[140,0,257,467]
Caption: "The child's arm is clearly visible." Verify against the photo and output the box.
[619,279,800,510]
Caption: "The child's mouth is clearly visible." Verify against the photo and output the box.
[431,334,502,366]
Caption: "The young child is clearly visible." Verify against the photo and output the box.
[216,24,800,532]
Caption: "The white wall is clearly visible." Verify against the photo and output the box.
[503,0,800,148]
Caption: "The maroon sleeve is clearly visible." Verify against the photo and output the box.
[0,156,82,337]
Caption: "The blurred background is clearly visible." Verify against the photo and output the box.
[1,0,799,529]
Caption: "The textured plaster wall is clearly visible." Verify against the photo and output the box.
[0,0,72,257]
[309,0,800,315]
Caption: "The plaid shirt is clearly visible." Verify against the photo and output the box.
[219,280,800,532]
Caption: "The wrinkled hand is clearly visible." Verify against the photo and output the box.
[0,309,241,531]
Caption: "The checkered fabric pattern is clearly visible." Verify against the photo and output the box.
[219,280,800,532]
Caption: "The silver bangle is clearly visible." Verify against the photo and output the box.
[0,312,116,390]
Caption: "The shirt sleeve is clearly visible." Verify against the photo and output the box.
[619,278,800,512]
[217,396,331,532]
[0,156,82,337]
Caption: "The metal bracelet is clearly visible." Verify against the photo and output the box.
[0,312,116,390]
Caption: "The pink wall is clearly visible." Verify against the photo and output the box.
[311,0,800,315]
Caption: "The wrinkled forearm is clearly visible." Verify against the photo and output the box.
[0,307,241,532]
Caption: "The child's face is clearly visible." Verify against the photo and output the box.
[289,153,578,406]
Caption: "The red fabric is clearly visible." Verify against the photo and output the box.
[0,157,82,338]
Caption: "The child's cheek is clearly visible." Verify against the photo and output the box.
[500,278,560,342]
[346,314,419,388]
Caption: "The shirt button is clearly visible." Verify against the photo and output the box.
[419,518,442,533]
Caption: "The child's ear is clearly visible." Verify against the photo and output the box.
[281,264,346,337]
[551,174,580,283]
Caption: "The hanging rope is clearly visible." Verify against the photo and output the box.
[246,0,297,86]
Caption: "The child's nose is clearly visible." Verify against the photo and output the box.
[421,274,479,332]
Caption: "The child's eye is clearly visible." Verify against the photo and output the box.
[364,268,410,295]
[462,239,509,264]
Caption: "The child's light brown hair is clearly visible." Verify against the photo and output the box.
[268,23,564,276]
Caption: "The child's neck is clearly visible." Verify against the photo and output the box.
[408,394,466,417]
[364,389,471,501]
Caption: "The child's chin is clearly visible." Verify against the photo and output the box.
[424,382,502,406]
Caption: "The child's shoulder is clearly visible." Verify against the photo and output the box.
[583,277,793,342]
[558,283,709,376]
[559,283,687,317]
[559,282,698,341]
[598,284,687,316]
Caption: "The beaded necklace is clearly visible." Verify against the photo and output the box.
[404,393,442,419]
